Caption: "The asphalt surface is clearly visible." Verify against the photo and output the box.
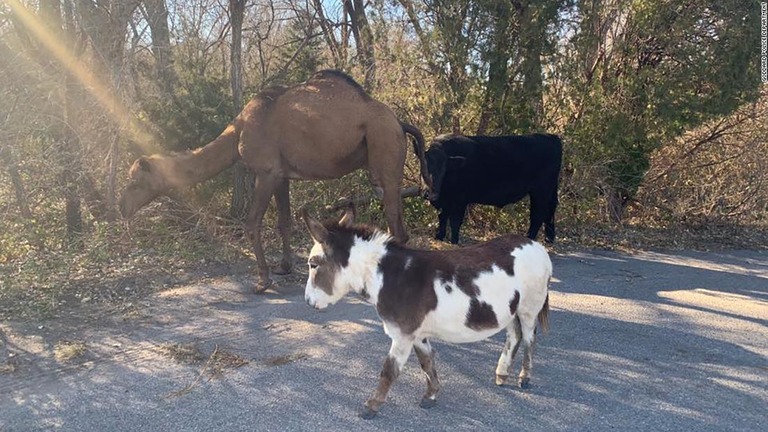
[1,248,766,431]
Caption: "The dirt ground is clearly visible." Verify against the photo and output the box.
[1,245,766,431]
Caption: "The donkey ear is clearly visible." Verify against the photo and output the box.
[338,204,355,227]
[301,207,328,244]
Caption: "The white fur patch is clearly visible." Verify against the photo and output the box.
[417,242,551,344]
[304,232,391,309]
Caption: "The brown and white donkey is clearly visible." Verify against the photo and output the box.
[302,207,552,419]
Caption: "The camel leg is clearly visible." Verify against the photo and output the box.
[381,185,407,243]
[245,174,281,293]
[271,178,293,275]
[365,122,409,244]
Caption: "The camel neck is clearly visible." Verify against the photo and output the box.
[165,124,240,188]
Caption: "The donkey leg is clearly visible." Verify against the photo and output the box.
[245,174,280,292]
[495,317,523,386]
[271,178,293,275]
[517,314,538,389]
[414,338,440,408]
[361,338,413,419]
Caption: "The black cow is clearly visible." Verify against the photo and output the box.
[423,133,562,244]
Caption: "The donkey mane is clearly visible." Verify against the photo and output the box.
[322,222,395,248]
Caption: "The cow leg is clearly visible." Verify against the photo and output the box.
[544,186,558,243]
[495,317,523,386]
[527,192,546,241]
[271,178,293,275]
[435,209,449,241]
[361,337,414,419]
[414,338,440,408]
[245,174,281,292]
[448,206,466,244]
[516,313,538,389]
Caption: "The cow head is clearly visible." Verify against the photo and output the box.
[423,145,465,203]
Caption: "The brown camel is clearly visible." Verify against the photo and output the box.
[119,70,433,292]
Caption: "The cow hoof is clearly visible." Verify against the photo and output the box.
[545,238,555,244]
[359,407,378,420]
[519,377,531,389]
[495,374,508,386]
[419,397,437,409]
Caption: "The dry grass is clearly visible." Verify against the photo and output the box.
[262,352,309,367]
[53,340,87,362]
[159,342,206,365]
[162,343,250,398]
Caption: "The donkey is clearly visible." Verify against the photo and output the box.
[302,207,552,419]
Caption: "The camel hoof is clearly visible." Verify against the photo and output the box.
[495,374,508,386]
[519,377,531,389]
[359,406,378,420]
[253,278,273,294]
[419,397,437,409]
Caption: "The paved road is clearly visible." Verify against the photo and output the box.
[1,248,766,431]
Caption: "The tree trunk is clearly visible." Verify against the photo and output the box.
[517,1,544,131]
[228,0,253,220]
[346,0,376,90]
[143,0,177,95]
[0,144,33,220]
[313,0,344,69]
[477,2,513,135]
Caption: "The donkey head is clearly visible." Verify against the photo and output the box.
[302,206,359,310]
[118,156,168,218]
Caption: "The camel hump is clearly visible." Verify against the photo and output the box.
[308,70,372,101]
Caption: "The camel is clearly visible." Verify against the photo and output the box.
[119,70,433,292]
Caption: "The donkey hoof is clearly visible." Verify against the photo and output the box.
[419,397,437,409]
[359,406,378,420]
[519,377,531,389]
[495,374,509,386]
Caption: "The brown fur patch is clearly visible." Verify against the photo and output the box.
[466,299,499,330]
[509,291,521,316]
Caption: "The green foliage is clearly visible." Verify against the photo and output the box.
[563,0,762,216]
[277,12,325,84]
[141,58,234,153]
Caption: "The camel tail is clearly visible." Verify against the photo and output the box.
[400,121,433,192]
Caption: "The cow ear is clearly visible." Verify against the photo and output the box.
[448,156,466,169]
[338,204,355,227]
[301,208,328,244]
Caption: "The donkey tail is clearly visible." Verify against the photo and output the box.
[400,121,433,193]
[537,294,550,334]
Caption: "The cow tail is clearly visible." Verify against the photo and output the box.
[400,121,433,192]
[537,294,550,334]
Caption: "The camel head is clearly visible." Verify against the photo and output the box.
[119,156,169,218]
